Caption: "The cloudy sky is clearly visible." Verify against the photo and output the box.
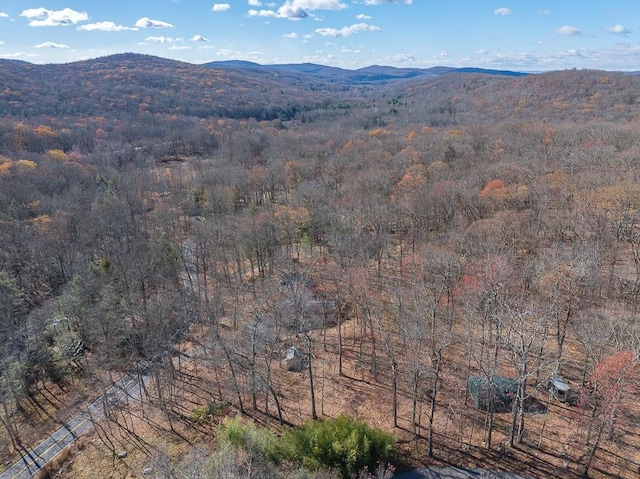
[0,1,639,71]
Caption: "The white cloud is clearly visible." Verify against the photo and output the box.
[248,0,262,5]
[212,4,231,12]
[389,53,415,62]
[0,12,8,18]
[213,48,262,60]
[538,9,550,15]
[425,42,640,72]
[34,41,69,49]
[21,8,88,27]
[315,22,380,37]
[606,24,630,35]
[287,0,346,8]
[191,35,210,42]
[283,32,298,38]
[356,13,372,20]
[248,9,280,18]
[363,0,412,4]
[135,17,174,28]
[554,25,580,35]
[475,48,488,55]
[78,22,138,32]
[0,40,4,45]
[0,51,39,59]
[217,48,239,56]
[494,7,512,16]
[145,36,180,43]
[169,45,191,50]
[248,0,347,20]
[562,49,583,57]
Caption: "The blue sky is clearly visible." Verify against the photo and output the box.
[0,1,639,71]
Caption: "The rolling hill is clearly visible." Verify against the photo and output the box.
[1,53,639,127]
[203,60,528,83]
[0,53,347,120]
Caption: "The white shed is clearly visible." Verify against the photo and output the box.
[282,346,303,372]
[549,377,571,402]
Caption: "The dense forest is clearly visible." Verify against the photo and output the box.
[1,54,640,478]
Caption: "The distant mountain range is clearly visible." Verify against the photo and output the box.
[0,53,530,119]
[203,60,529,83]
[5,53,639,124]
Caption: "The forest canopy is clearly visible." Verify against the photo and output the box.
[1,55,640,479]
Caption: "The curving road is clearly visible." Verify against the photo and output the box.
[0,366,150,479]
[394,467,532,479]
[0,239,199,479]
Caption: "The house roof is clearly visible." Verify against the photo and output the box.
[550,377,570,392]
[468,376,518,393]
[467,376,518,411]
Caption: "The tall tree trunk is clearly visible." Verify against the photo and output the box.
[411,371,420,442]
[306,333,317,420]
[517,381,527,444]
[367,309,378,380]
[486,407,495,450]
[391,360,398,428]
[583,421,604,478]
[0,394,20,453]
[427,350,443,457]
[337,315,343,377]
[267,383,283,425]
[215,329,244,413]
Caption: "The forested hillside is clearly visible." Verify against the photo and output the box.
[0,53,351,120]
[1,55,640,478]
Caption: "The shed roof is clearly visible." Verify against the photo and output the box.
[550,377,570,392]
[285,346,301,360]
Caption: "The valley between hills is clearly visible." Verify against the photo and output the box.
[1,54,640,478]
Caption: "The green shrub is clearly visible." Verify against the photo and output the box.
[213,414,394,478]
[281,415,395,478]
[189,401,229,425]
[220,414,280,462]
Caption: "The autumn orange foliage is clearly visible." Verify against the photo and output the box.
[339,139,365,154]
[369,128,390,137]
[479,179,505,198]
[583,350,638,413]
[47,149,69,161]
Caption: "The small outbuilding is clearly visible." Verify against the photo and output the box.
[281,346,303,372]
[549,377,571,402]
[467,376,518,412]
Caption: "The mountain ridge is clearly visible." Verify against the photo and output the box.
[0,53,529,81]
[2,53,639,124]
[202,59,529,83]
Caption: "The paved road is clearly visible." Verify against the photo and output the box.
[0,367,149,479]
[395,467,532,479]
[0,239,199,479]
